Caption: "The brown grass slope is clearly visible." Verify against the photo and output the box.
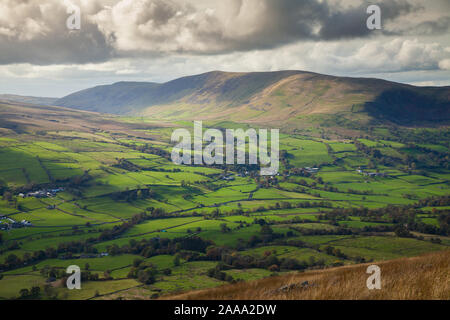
[164,250,449,300]
[0,94,57,106]
[0,101,174,138]
[56,70,450,127]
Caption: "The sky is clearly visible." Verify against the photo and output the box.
[0,0,449,97]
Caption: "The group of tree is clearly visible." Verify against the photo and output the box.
[205,245,327,273]
[127,259,159,285]
[106,236,213,259]
[110,187,156,202]
[0,211,156,272]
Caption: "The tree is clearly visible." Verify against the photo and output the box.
[133,258,143,267]
[127,267,137,279]
[220,223,231,233]
[173,255,181,267]
[2,191,13,202]
[430,237,442,244]
[104,270,111,280]
[137,268,156,285]
[19,288,30,298]
[43,284,57,299]
[394,225,412,238]
[30,286,41,297]
[263,250,272,257]
[260,225,273,235]
[268,264,279,272]
[5,253,20,267]
[324,246,334,255]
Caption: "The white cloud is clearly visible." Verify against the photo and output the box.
[1,0,446,64]
[0,0,448,96]
[439,59,450,70]
[0,37,447,88]
[215,38,449,75]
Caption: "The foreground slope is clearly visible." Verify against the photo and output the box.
[165,250,450,300]
[56,70,450,126]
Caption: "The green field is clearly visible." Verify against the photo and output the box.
[0,105,448,300]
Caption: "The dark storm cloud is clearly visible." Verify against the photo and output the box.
[0,26,115,65]
[320,1,415,39]
[225,0,330,49]
[0,0,115,65]
[91,0,423,54]
[409,16,450,36]
[0,0,446,65]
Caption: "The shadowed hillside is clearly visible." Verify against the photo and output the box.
[56,71,450,126]
[163,250,450,300]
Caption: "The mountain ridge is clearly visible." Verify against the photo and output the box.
[0,94,58,106]
[55,70,450,126]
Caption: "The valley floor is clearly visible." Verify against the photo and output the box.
[0,102,448,300]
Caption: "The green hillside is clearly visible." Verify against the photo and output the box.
[0,101,448,300]
[56,71,450,127]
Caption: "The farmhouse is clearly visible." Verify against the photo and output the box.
[21,220,32,226]
[356,169,386,177]
[222,174,235,181]
[23,187,65,198]
[11,222,24,228]
[0,217,32,229]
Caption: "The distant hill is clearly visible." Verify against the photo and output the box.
[163,250,449,300]
[56,71,450,126]
[0,94,58,106]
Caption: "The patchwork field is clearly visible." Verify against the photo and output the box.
[0,102,448,300]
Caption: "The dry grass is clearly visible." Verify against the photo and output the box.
[163,250,449,300]
[0,101,174,139]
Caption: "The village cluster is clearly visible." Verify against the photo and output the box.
[0,188,65,230]
[18,187,65,199]
[356,168,386,177]
[0,216,31,230]
[220,167,320,181]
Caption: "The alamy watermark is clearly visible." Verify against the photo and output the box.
[366,265,381,290]
[367,4,382,30]
[171,121,279,176]
[66,265,81,290]
[64,0,81,30]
